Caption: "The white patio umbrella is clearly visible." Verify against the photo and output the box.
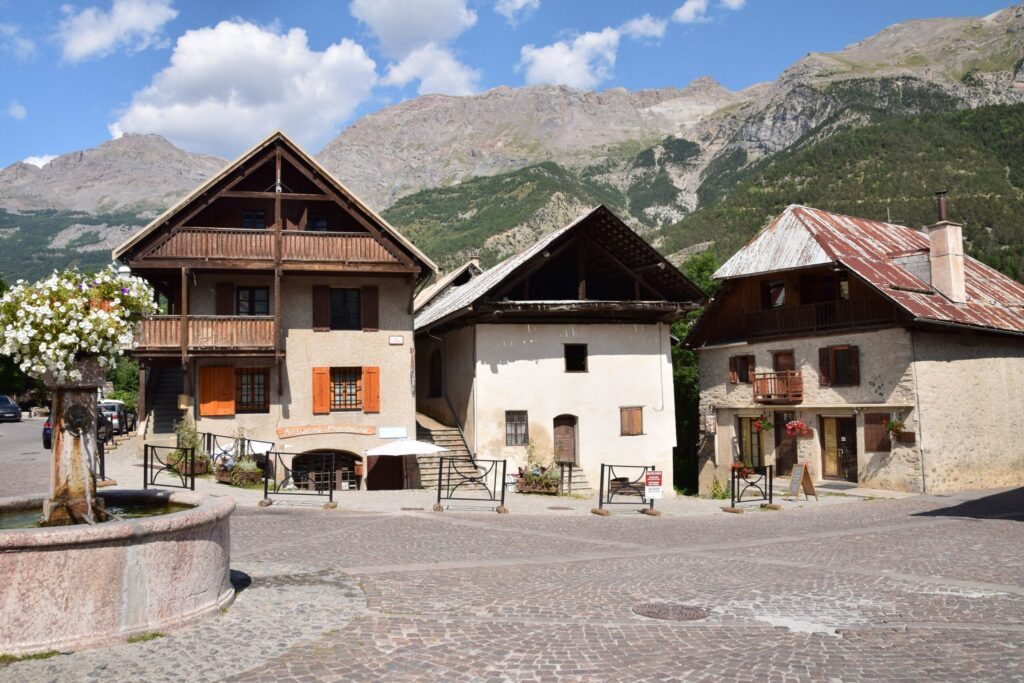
[364,439,448,457]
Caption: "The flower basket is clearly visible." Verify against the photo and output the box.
[730,462,755,479]
[752,415,774,433]
[785,419,812,437]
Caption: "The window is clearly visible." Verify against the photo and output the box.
[837,272,850,300]
[428,350,443,398]
[330,288,361,330]
[728,355,755,384]
[236,287,269,316]
[737,416,763,467]
[762,280,786,309]
[564,344,587,372]
[819,345,860,387]
[620,407,643,436]
[863,413,891,452]
[235,368,269,413]
[330,367,362,410]
[307,214,329,232]
[242,210,266,229]
[505,411,528,446]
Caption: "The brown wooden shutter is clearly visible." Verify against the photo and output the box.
[631,408,643,435]
[746,355,756,383]
[312,286,330,330]
[728,357,738,384]
[312,367,330,414]
[864,413,891,452]
[362,366,380,413]
[215,283,235,315]
[199,366,235,416]
[361,286,379,331]
[848,345,860,385]
[818,347,832,387]
[620,408,629,435]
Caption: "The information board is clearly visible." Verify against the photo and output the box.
[787,462,817,501]
[645,470,663,499]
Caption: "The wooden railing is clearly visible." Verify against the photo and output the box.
[143,227,399,264]
[745,298,896,339]
[753,370,803,404]
[136,316,275,352]
[281,232,396,262]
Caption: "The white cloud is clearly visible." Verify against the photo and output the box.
[24,155,57,168]
[495,0,539,25]
[673,0,710,24]
[7,101,26,120]
[382,43,480,95]
[518,27,619,90]
[620,14,667,40]
[0,23,37,61]
[721,0,746,9]
[109,20,378,157]
[349,0,476,58]
[58,0,178,62]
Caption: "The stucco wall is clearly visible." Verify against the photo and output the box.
[472,323,677,492]
[414,325,476,449]
[190,273,417,471]
[696,327,923,494]
[911,330,1024,493]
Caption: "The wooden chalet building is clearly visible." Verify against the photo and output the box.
[114,131,436,490]
[414,206,706,492]
[688,202,1024,494]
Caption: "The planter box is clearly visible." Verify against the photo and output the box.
[515,477,559,495]
[214,468,233,484]
[173,460,208,476]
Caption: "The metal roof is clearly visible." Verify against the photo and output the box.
[714,205,1024,336]
[413,260,483,312]
[414,205,706,331]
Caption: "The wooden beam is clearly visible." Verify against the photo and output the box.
[274,267,282,362]
[137,365,147,425]
[577,242,587,301]
[180,267,189,364]
[584,236,668,300]
[491,237,576,300]
[220,190,332,201]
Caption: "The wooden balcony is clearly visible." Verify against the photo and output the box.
[136,315,276,355]
[745,298,896,340]
[281,231,396,262]
[753,370,803,404]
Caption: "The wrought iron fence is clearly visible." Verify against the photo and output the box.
[436,457,506,510]
[187,431,275,472]
[597,464,656,512]
[730,464,774,508]
[143,444,195,491]
[263,451,335,504]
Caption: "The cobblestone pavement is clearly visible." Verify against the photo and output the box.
[3,481,1023,681]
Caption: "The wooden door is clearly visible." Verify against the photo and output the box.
[773,351,795,372]
[822,417,840,478]
[553,415,578,465]
[774,411,797,476]
[837,417,858,483]
[366,455,404,490]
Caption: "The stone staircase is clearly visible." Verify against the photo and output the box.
[556,463,594,496]
[149,367,185,436]
[415,416,480,490]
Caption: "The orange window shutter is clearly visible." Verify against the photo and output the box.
[199,366,235,416]
[312,367,330,414]
[217,366,236,416]
[363,366,380,414]
[199,366,216,416]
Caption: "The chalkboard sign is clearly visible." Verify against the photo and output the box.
[787,462,818,501]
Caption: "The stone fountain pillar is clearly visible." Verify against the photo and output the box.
[42,356,108,525]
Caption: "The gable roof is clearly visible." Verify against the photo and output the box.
[414,260,484,312]
[112,130,437,274]
[415,205,706,331]
[713,204,1024,336]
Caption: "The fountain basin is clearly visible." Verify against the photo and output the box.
[0,489,234,656]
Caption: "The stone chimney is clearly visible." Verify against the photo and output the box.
[921,191,967,303]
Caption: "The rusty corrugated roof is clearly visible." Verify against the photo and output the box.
[714,205,1024,336]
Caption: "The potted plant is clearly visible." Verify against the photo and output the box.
[785,419,812,437]
[516,466,560,494]
[230,457,263,487]
[169,449,209,475]
[752,415,774,433]
[886,418,907,442]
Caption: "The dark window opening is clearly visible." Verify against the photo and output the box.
[235,368,269,413]
[505,411,528,446]
[428,350,443,398]
[564,344,588,372]
[737,416,763,467]
[242,210,266,229]
[838,272,850,300]
[762,280,786,309]
[330,288,361,330]
[330,367,362,410]
[819,345,860,387]
[236,286,269,316]
[729,355,755,384]
[307,214,329,232]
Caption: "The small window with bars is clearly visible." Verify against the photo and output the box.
[235,367,269,413]
[620,407,643,436]
[330,367,362,410]
[505,410,528,446]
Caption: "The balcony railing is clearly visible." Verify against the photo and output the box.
[744,298,896,340]
[142,227,399,264]
[281,231,396,262]
[136,315,275,353]
[753,370,803,404]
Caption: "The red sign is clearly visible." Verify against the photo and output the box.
[645,471,663,487]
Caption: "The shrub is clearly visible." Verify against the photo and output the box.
[230,458,263,488]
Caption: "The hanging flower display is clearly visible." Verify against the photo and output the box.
[885,418,906,437]
[752,415,774,432]
[785,419,812,437]
[731,461,754,479]
[0,266,156,384]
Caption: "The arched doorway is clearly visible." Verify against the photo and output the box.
[292,450,363,492]
[553,415,578,465]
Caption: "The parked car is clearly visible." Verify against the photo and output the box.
[43,413,112,449]
[0,395,22,422]
[42,419,52,449]
[98,401,127,435]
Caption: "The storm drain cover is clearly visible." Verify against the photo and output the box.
[547,506,572,510]
[632,603,710,621]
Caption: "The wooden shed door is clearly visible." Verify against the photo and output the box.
[774,411,797,476]
[553,415,578,465]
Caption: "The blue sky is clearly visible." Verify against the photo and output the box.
[0,0,1012,167]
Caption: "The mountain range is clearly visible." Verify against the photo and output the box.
[1,2,1023,281]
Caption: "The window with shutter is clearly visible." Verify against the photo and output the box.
[729,355,754,384]
[199,366,235,416]
[620,407,643,436]
[728,356,738,384]
[235,368,270,413]
[818,347,832,387]
[312,367,330,414]
[329,367,361,410]
[819,345,860,387]
[312,286,330,330]
[864,413,891,452]
[330,288,361,330]
[362,366,380,413]
[361,286,379,331]
[847,345,860,386]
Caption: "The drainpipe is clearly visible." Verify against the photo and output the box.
[909,332,927,494]
[653,322,666,413]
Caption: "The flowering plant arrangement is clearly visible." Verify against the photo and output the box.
[885,418,906,436]
[752,415,774,433]
[785,419,812,437]
[731,461,754,478]
[0,266,156,384]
